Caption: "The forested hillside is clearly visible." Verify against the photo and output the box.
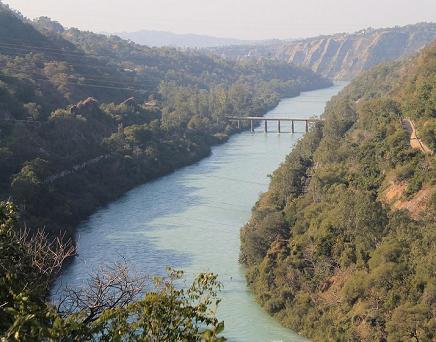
[240,42,435,341]
[0,3,330,236]
[211,23,436,80]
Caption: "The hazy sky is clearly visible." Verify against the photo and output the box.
[3,0,436,40]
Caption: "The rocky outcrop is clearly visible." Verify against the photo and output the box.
[33,16,65,34]
[212,23,436,80]
[120,97,137,107]
[70,97,100,115]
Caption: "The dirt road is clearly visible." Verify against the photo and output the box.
[402,118,433,155]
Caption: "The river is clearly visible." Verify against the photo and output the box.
[54,82,347,341]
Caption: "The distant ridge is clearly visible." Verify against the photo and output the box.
[114,29,271,48]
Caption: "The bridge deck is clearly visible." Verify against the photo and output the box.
[226,116,322,122]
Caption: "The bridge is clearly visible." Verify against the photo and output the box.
[227,116,323,133]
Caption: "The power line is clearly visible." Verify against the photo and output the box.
[0,47,193,88]
[205,174,269,186]
[0,119,41,125]
[0,57,159,86]
[0,73,150,93]
[0,40,184,66]
[0,46,144,76]
[0,41,137,61]
[0,39,233,76]
[0,37,145,59]
[0,45,141,73]
[3,64,156,88]
[157,217,240,228]
[0,43,113,60]
[0,67,156,89]
[200,203,248,213]
[0,41,99,57]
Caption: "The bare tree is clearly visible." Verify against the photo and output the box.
[58,260,147,324]
[18,228,75,283]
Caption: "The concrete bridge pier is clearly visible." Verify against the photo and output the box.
[291,120,295,133]
[305,120,309,132]
[278,120,281,133]
[250,119,254,133]
[264,120,268,133]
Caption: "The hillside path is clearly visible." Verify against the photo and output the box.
[402,118,433,155]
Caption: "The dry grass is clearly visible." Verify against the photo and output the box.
[381,179,431,219]
[318,267,354,306]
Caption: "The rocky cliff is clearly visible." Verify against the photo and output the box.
[212,23,436,80]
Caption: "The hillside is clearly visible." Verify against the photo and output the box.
[240,42,435,341]
[115,29,255,48]
[0,3,330,236]
[212,23,436,80]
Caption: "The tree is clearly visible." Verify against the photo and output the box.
[0,201,74,340]
[386,304,433,342]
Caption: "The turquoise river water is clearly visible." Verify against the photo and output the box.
[55,82,346,341]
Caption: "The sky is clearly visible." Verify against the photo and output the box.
[3,0,436,40]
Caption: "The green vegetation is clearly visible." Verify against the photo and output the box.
[240,43,436,341]
[0,201,226,341]
[0,3,331,338]
[0,2,330,236]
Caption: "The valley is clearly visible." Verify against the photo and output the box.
[0,1,435,340]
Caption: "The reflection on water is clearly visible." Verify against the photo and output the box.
[54,82,346,342]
